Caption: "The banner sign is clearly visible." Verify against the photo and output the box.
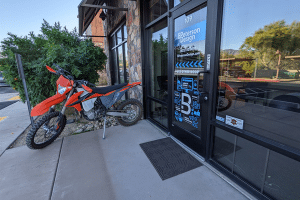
[174,20,206,47]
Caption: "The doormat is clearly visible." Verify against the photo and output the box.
[140,137,202,180]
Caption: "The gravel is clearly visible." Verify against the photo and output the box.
[8,110,120,149]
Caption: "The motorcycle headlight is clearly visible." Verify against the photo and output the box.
[58,84,67,94]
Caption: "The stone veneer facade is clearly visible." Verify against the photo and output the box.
[102,0,143,103]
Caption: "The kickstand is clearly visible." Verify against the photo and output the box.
[102,116,107,139]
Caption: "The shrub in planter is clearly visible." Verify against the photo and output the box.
[0,20,107,106]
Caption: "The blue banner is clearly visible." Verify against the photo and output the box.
[174,20,206,47]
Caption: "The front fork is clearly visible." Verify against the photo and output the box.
[44,88,75,131]
[61,88,74,115]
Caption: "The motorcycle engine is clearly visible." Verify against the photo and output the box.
[82,98,106,121]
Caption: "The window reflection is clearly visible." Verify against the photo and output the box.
[117,29,122,45]
[117,46,124,83]
[124,43,129,82]
[149,19,168,101]
[147,0,168,23]
[110,24,128,85]
[150,101,168,128]
[216,0,300,152]
[173,0,185,7]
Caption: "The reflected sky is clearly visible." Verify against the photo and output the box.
[222,0,300,50]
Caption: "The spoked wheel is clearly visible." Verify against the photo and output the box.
[117,99,143,126]
[217,95,232,112]
[26,112,66,149]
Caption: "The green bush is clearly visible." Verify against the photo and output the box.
[0,20,107,106]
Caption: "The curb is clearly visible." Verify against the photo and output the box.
[0,122,32,157]
[0,115,38,157]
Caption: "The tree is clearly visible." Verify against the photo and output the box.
[0,20,107,106]
[240,20,300,79]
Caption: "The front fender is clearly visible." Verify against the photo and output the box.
[31,93,66,116]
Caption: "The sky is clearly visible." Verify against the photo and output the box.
[221,0,300,50]
[0,0,80,49]
[1,0,300,52]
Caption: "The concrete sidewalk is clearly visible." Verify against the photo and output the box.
[0,120,256,200]
[0,101,31,156]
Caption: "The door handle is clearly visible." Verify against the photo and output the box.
[197,70,209,103]
[197,92,209,103]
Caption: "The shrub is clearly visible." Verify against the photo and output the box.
[0,20,107,106]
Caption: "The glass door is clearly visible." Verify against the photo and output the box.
[170,2,208,156]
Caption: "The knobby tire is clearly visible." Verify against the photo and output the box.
[26,112,66,149]
[117,99,143,126]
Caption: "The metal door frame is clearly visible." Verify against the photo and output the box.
[168,0,218,157]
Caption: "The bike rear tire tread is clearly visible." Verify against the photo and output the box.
[117,99,143,126]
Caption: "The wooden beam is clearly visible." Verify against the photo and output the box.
[81,4,128,11]
[285,55,300,60]
[82,35,107,37]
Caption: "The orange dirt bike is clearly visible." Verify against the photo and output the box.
[26,64,142,149]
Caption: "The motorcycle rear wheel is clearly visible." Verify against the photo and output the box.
[26,111,66,149]
[117,99,143,126]
[217,95,232,112]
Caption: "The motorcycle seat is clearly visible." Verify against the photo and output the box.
[91,83,128,94]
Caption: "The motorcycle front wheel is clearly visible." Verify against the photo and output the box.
[26,111,66,149]
[117,99,143,126]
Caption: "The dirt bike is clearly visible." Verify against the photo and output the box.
[216,81,233,112]
[26,64,143,149]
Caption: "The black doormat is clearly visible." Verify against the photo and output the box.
[140,137,202,180]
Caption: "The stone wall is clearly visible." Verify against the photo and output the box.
[127,0,143,102]
[102,0,143,103]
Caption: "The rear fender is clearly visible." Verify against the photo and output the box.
[119,82,142,92]
[31,93,66,116]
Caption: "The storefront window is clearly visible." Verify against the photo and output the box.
[215,1,300,199]
[149,19,168,101]
[147,18,168,128]
[150,101,168,128]
[213,127,268,190]
[124,43,129,82]
[110,23,128,85]
[263,151,300,200]
[216,0,300,152]
[173,0,185,7]
[147,0,168,23]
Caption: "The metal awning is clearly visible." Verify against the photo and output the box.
[78,0,129,36]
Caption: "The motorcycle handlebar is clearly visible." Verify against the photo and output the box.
[52,63,74,80]
[74,80,95,87]
[52,64,95,87]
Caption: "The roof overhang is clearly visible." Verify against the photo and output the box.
[78,0,129,36]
